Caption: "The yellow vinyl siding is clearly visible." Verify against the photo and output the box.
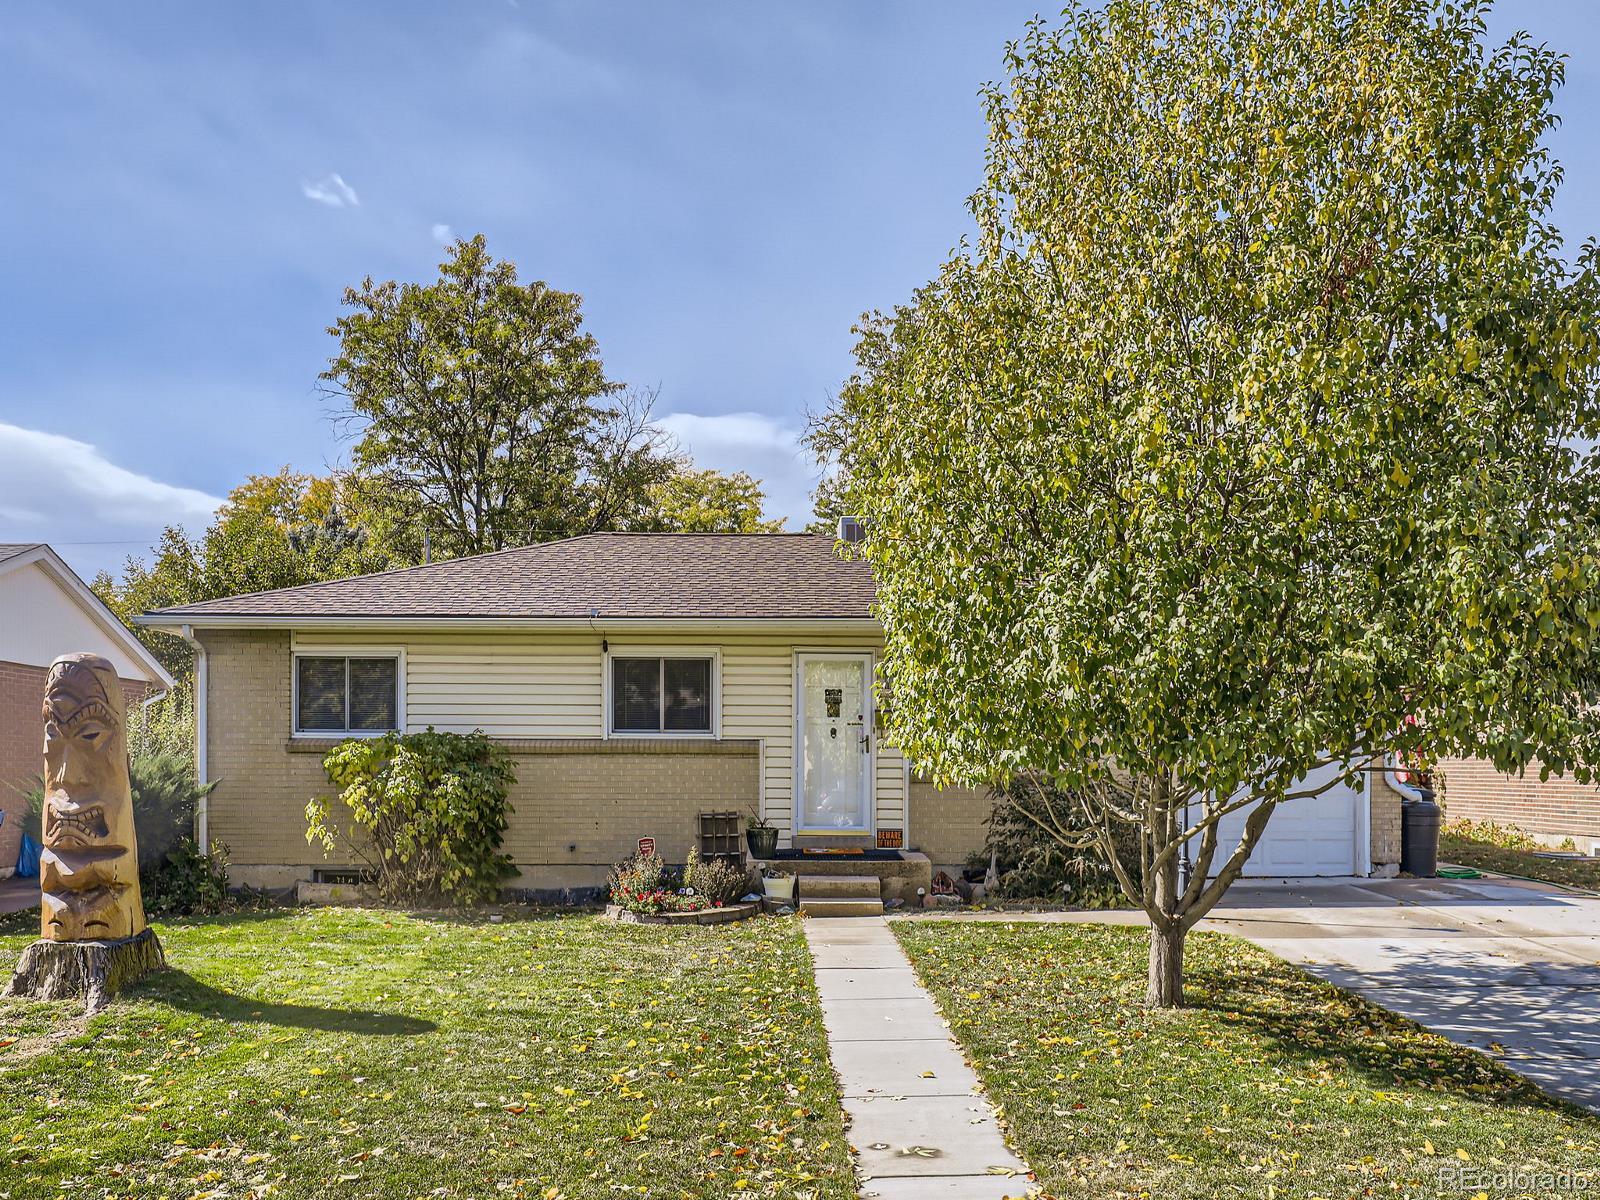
[290,628,906,842]
[293,632,602,738]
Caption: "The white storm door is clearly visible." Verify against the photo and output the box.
[796,653,873,833]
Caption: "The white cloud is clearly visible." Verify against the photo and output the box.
[301,172,359,208]
[655,411,821,529]
[0,422,223,578]
[430,222,455,245]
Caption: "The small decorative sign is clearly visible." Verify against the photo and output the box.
[931,870,960,896]
[824,687,843,718]
[637,836,656,858]
[876,829,903,849]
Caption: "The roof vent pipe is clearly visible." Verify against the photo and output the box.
[837,516,867,544]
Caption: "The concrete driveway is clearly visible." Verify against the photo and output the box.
[1205,876,1600,1113]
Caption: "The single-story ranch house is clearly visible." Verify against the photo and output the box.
[136,531,1403,892]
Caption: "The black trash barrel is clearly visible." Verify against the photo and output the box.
[1401,789,1442,877]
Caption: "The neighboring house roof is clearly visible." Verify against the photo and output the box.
[137,533,875,625]
[0,543,175,689]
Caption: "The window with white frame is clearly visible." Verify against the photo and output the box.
[610,656,713,734]
[294,656,400,734]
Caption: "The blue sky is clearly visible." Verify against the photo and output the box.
[2,2,1597,579]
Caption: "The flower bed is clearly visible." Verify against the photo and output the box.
[603,901,759,925]
[606,848,755,921]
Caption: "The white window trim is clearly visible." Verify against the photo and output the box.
[601,645,721,739]
[792,650,876,837]
[291,647,407,738]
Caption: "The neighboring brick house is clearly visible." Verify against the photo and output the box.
[1435,756,1600,855]
[135,531,1401,892]
[0,544,174,875]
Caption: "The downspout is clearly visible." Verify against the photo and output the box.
[1384,752,1427,803]
[179,624,209,848]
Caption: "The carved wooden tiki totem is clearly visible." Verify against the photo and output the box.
[39,653,146,941]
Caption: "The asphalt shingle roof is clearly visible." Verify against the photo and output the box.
[142,533,876,621]
[0,543,43,565]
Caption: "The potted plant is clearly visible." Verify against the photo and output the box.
[745,807,779,859]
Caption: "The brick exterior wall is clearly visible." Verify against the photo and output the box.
[1435,755,1600,850]
[1369,772,1403,875]
[0,658,150,878]
[908,778,993,871]
[199,630,760,890]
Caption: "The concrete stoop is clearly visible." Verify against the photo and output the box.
[753,851,933,906]
[799,874,885,917]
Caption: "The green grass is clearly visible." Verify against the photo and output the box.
[0,905,854,1199]
[895,920,1600,1200]
[1439,829,1600,891]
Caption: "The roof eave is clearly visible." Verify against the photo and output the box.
[134,613,882,636]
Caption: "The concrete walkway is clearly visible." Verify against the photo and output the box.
[803,916,1034,1199]
[0,877,35,916]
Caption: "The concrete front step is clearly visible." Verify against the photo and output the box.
[798,896,885,918]
[797,873,883,899]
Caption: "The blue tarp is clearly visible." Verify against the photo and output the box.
[15,833,40,879]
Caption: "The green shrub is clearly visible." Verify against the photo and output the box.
[144,839,233,916]
[1443,817,1540,851]
[684,847,751,906]
[130,752,217,869]
[974,776,1140,907]
[308,729,517,906]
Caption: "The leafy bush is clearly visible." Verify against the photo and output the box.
[684,847,751,906]
[130,752,217,869]
[126,687,196,760]
[144,839,233,916]
[974,776,1141,907]
[308,729,517,905]
[1443,817,1540,851]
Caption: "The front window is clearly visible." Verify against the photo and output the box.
[611,657,712,734]
[295,656,399,734]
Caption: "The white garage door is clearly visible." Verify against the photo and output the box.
[1210,764,1365,877]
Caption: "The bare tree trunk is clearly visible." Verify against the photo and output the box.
[1144,774,1187,1007]
[1146,923,1185,1007]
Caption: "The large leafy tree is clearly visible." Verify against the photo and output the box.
[819,0,1600,1005]
[631,467,785,533]
[323,236,676,557]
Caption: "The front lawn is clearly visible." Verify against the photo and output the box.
[896,920,1600,1200]
[1440,820,1600,891]
[0,906,854,1199]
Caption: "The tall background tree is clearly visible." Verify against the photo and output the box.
[322,235,679,557]
[818,0,1600,1005]
[101,236,786,682]
[631,468,785,533]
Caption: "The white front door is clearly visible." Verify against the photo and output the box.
[796,653,873,833]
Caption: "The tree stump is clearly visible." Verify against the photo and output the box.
[4,929,164,1013]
